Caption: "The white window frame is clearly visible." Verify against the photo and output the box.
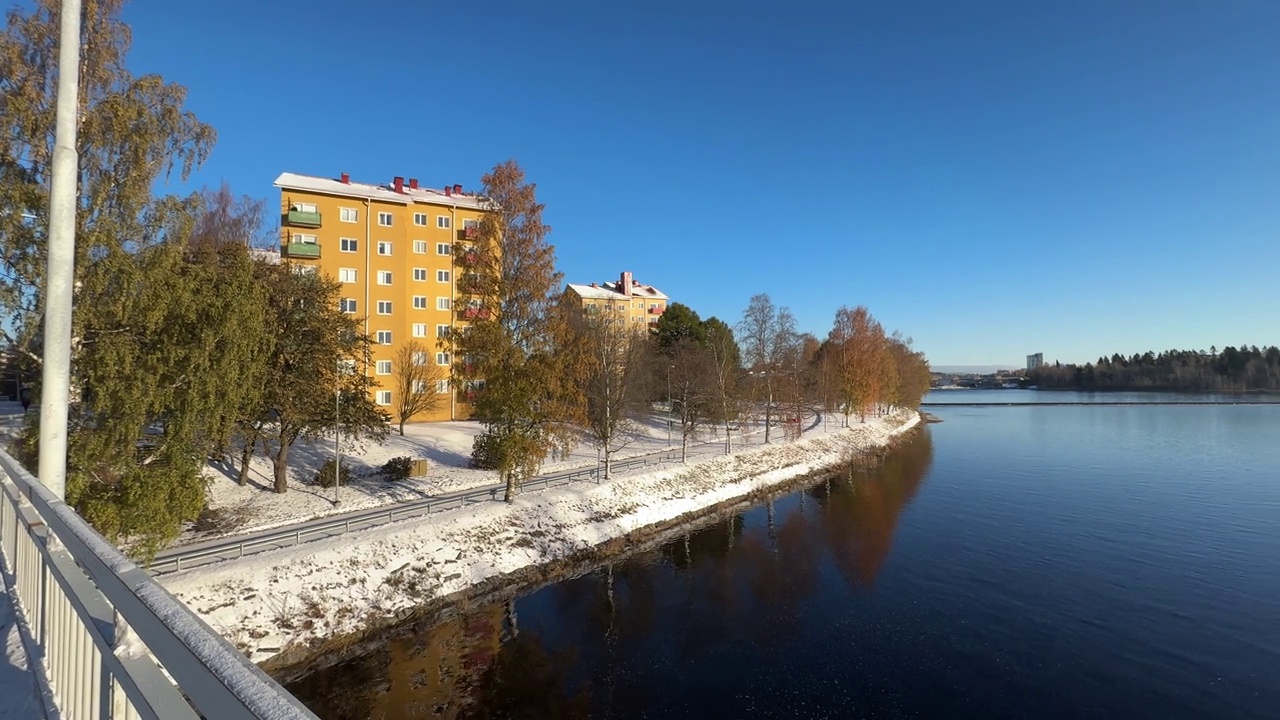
[436,324,451,338]
[437,215,451,229]
[436,352,451,366]
[462,218,479,230]
[413,268,427,282]
[339,298,357,314]
[412,296,427,310]
[413,240,428,254]
[377,212,393,227]
[375,390,392,406]
[376,330,392,345]
[375,360,392,375]
[436,379,450,394]
[412,323,427,338]
[436,242,452,256]
[377,241,393,256]
[338,268,357,283]
[436,270,451,283]
[413,212,428,226]
[291,233,317,245]
[377,270,392,285]
[291,202,317,213]
[411,351,427,366]
[339,207,358,223]
[340,237,358,253]
[437,297,451,311]
[376,300,392,315]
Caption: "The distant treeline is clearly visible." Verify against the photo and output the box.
[1029,346,1280,392]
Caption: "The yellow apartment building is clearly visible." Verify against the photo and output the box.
[275,171,487,422]
[564,271,669,332]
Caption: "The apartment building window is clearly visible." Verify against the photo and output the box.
[339,298,357,314]
[376,330,392,345]
[412,351,427,366]
[338,359,356,375]
[377,212,393,227]
[436,325,451,338]
[437,216,451,229]
[340,207,358,223]
[437,297,451,311]
[413,240,427,254]
[436,243,451,256]
[292,202,317,213]
[377,271,392,285]
[291,265,316,276]
[376,390,391,406]
[377,300,392,315]
[376,360,392,375]
[412,379,427,393]
[462,218,479,230]
[436,380,450,394]
[291,233,317,245]
[413,212,428,226]
[340,238,358,253]
[437,270,451,283]
[413,268,427,281]
[412,323,427,338]
[377,241,392,256]
[413,296,427,310]
[338,268,357,283]
[436,352,450,366]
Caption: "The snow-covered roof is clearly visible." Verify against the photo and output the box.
[274,172,489,210]
[565,283,628,300]
[602,281,668,300]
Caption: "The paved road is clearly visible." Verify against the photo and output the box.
[151,416,818,575]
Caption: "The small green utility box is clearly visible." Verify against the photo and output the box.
[410,459,430,478]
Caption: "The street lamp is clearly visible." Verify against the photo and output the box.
[334,360,344,506]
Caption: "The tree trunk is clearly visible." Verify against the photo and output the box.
[503,470,515,503]
[603,447,613,480]
[398,419,405,436]
[272,439,290,493]
[724,422,732,453]
[237,434,255,486]
[681,428,689,463]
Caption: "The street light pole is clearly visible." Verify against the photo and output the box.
[37,0,82,500]
[334,366,341,506]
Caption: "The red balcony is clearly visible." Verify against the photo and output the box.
[648,306,664,314]
[462,307,491,320]
[464,226,480,239]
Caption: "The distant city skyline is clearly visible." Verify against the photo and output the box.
[117,0,1280,365]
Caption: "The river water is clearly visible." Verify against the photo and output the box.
[287,392,1280,718]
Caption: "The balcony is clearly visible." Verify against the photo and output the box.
[648,306,664,314]
[286,209,322,228]
[460,307,491,320]
[284,242,320,258]
[462,226,480,240]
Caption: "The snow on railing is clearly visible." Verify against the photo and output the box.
[0,447,317,720]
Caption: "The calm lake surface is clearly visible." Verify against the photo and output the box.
[287,393,1280,719]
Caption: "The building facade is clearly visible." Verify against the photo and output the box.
[1027,352,1044,371]
[275,171,487,422]
[564,271,668,331]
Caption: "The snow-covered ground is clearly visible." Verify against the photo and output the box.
[163,410,919,661]
[185,412,769,543]
[1,573,43,720]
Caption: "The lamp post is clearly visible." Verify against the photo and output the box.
[666,365,673,448]
[334,361,343,506]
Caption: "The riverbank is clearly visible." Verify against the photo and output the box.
[161,410,920,666]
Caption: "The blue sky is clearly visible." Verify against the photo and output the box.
[117,0,1280,366]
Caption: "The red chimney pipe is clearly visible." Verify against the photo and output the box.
[409,178,418,189]
[393,176,404,193]
[453,184,462,195]
[444,186,451,196]
[340,172,350,184]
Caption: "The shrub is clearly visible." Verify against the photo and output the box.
[314,459,352,488]
[382,456,414,481]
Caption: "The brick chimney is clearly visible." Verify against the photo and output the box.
[340,172,350,184]
[409,178,418,189]
[444,185,452,196]
[619,271,633,296]
[453,184,462,195]
[590,282,597,288]
[393,176,404,193]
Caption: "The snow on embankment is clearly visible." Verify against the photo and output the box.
[163,410,920,662]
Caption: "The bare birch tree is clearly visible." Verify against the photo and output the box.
[571,315,651,479]
[392,340,446,436]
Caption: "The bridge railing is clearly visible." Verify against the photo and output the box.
[0,447,318,720]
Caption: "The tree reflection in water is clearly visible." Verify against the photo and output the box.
[287,430,933,718]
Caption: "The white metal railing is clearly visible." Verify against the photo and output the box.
[0,447,318,720]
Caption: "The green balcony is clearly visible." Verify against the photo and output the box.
[286,209,322,228]
[284,242,320,258]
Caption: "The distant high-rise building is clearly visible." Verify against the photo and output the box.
[1027,353,1044,371]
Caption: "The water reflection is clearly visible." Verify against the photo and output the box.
[288,431,934,719]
